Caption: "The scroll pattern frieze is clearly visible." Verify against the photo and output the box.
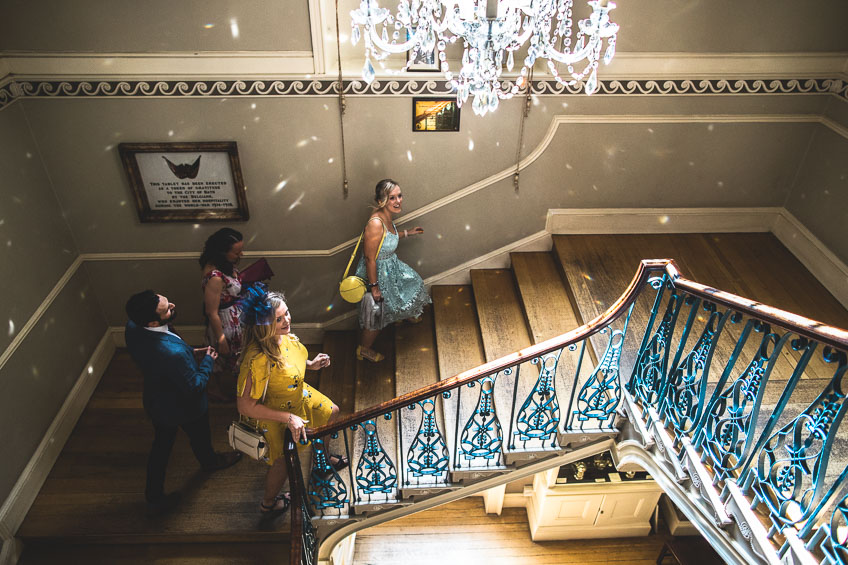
[0,77,842,111]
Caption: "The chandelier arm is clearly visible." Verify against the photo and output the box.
[365,26,424,54]
[544,37,602,66]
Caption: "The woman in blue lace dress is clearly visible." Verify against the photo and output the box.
[354,179,431,362]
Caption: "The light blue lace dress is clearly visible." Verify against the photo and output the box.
[355,220,431,329]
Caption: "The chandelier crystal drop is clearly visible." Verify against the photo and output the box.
[349,0,619,116]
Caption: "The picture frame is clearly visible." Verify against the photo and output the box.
[406,31,439,72]
[412,98,461,132]
[118,141,249,223]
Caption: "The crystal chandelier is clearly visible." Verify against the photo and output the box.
[349,0,619,116]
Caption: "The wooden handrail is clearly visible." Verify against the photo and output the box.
[308,259,848,440]
[307,258,673,439]
[672,277,848,351]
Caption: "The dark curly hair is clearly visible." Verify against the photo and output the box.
[126,290,161,327]
[199,228,243,276]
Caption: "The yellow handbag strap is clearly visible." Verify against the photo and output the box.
[239,359,271,429]
[342,220,387,278]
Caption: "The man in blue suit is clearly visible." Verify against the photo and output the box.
[125,290,241,514]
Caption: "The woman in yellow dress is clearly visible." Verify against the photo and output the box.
[236,289,347,516]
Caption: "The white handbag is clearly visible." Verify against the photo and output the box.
[227,371,271,461]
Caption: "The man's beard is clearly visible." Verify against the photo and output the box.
[159,310,177,325]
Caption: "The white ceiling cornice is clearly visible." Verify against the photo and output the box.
[0,51,845,82]
[0,51,318,79]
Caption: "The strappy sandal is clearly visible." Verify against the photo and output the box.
[259,492,290,518]
[329,454,349,472]
[317,454,349,478]
[356,346,385,363]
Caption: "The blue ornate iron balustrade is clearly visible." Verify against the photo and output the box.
[628,269,848,561]
[510,350,561,449]
[742,346,847,535]
[353,418,398,501]
[628,276,683,408]
[404,398,450,484]
[659,300,732,439]
[300,261,665,519]
[797,466,848,564]
[288,260,848,565]
[308,437,349,511]
[458,374,504,466]
[565,305,634,433]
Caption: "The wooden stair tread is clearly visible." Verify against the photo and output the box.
[511,252,599,439]
[318,331,358,416]
[470,269,533,360]
[431,285,486,471]
[394,306,449,490]
[350,330,399,507]
[470,269,536,461]
[432,286,486,378]
[553,233,847,385]
[511,252,582,343]
[395,306,439,396]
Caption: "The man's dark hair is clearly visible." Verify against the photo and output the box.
[126,290,161,327]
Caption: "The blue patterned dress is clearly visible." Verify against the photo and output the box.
[355,220,431,329]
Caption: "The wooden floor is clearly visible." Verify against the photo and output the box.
[353,497,677,565]
[16,233,848,562]
[17,349,297,546]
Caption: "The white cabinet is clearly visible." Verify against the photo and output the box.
[524,471,662,541]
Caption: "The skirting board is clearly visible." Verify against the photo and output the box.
[424,230,552,286]
[0,330,115,550]
[0,538,22,565]
[546,207,781,235]
[772,210,848,310]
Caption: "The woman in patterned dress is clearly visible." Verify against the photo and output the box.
[236,289,346,516]
[354,179,431,362]
[200,227,246,400]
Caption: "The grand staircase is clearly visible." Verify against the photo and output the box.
[285,234,848,565]
[14,233,848,565]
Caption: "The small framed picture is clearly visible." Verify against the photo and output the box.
[412,98,461,132]
[406,32,439,72]
[118,141,249,223]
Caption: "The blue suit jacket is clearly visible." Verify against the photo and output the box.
[125,320,214,426]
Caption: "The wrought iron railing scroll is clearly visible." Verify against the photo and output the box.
[283,260,848,565]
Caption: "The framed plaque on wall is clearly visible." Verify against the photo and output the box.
[118,141,249,222]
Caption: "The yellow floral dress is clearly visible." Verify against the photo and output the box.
[236,335,334,464]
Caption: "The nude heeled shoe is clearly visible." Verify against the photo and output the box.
[356,346,385,363]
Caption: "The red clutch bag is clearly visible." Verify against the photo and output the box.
[238,258,274,284]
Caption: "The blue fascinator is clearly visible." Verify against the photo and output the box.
[239,285,273,326]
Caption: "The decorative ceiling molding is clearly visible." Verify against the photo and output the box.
[0,77,843,112]
[0,51,317,78]
[307,0,327,75]
[1,51,845,81]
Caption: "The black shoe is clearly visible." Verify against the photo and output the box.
[146,492,181,516]
[202,451,242,472]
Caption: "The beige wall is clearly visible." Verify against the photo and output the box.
[0,0,312,52]
[784,123,848,265]
[9,1,847,57]
[0,104,80,353]
[0,104,107,502]
[18,93,837,327]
